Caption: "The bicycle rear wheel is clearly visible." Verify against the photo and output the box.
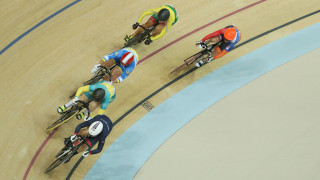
[45,109,79,132]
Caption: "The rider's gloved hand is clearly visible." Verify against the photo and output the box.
[72,96,79,104]
[144,39,152,45]
[196,41,206,49]
[132,22,139,30]
[91,64,101,74]
[70,134,78,142]
[82,150,90,157]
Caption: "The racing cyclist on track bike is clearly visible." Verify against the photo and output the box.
[64,114,113,163]
[91,48,139,83]
[57,81,116,120]
[125,5,178,45]
[195,25,241,67]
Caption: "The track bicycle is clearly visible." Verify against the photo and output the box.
[170,42,220,74]
[45,100,91,132]
[45,136,91,173]
[123,24,155,48]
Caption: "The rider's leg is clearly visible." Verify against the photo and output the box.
[99,59,121,83]
[152,23,165,37]
[102,66,122,83]
[75,94,91,119]
[99,59,115,68]
[211,46,220,58]
[58,94,89,113]
[131,18,155,38]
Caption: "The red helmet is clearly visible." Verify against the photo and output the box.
[224,28,237,40]
[120,52,134,66]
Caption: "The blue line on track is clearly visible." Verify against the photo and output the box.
[0,0,81,56]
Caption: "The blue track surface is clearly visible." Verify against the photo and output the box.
[85,23,320,180]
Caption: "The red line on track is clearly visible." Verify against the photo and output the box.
[23,1,266,179]
[23,128,59,180]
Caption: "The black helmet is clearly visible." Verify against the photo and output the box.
[92,88,105,102]
[157,9,170,21]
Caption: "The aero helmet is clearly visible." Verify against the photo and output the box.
[89,121,103,136]
[92,88,105,102]
[120,52,135,66]
[224,28,237,41]
[157,9,170,21]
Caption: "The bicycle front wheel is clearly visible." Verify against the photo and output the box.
[45,147,75,173]
[45,157,64,173]
[170,52,203,74]
[45,109,79,132]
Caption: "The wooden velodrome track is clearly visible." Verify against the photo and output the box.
[0,0,319,179]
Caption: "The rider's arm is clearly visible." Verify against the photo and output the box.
[74,121,91,134]
[201,29,225,42]
[137,7,161,23]
[75,85,90,98]
[90,135,107,154]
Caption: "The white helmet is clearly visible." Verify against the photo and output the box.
[89,121,103,136]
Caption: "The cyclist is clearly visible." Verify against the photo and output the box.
[195,25,241,67]
[124,5,178,45]
[64,114,113,163]
[91,47,138,83]
[57,80,116,120]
